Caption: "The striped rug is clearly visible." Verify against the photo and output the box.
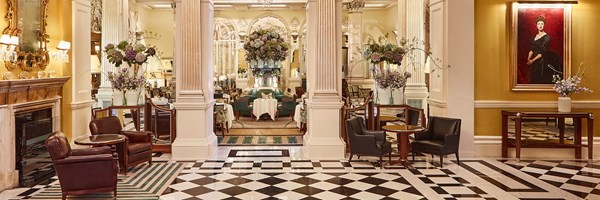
[29,162,184,199]
[218,135,303,146]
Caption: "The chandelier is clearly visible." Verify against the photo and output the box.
[257,0,273,8]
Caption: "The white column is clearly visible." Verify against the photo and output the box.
[172,0,217,160]
[304,0,346,159]
[346,1,364,79]
[401,0,429,112]
[70,0,95,140]
[428,0,475,157]
[96,0,129,108]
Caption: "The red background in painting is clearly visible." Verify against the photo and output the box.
[517,7,564,84]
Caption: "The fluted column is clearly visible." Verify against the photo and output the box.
[304,0,346,159]
[172,0,217,160]
[401,0,429,113]
[345,0,365,79]
[96,0,128,108]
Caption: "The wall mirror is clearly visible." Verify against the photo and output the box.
[3,0,50,71]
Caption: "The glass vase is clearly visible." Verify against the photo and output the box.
[389,89,394,105]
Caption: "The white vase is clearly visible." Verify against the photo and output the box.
[126,90,139,106]
[113,91,125,106]
[558,97,571,112]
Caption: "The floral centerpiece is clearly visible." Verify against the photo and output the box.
[243,29,289,68]
[552,73,592,112]
[104,40,156,105]
[364,37,412,104]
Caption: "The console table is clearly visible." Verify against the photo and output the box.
[501,110,594,160]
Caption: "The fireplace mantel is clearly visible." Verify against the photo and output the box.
[0,77,70,105]
[0,77,69,191]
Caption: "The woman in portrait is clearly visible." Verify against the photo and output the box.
[527,16,561,83]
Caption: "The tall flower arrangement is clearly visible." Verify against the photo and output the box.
[552,74,592,97]
[243,29,290,63]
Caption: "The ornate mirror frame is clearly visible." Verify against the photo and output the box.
[3,0,50,71]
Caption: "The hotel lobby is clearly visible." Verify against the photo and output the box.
[0,0,599,199]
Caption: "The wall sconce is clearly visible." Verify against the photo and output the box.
[0,34,19,62]
[291,31,299,43]
[52,41,70,63]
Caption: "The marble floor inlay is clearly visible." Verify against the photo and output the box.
[4,146,600,199]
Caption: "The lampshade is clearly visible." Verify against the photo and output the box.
[158,60,172,71]
[0,35,10,45]
[90,55,101,73]
[57,41,71,50]
[9,36,19,45]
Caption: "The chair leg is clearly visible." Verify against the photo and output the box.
[349,154,353,161]
[62,193,66,200]
[412,151,415,161]
[440,155,444,167]
[379,155,383,169]
[114,188,117,197]
[455,153,460,165]
[388,152,392,162]
[357,155,361,159]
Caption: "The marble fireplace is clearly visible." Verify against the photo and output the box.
[0,77,68,191]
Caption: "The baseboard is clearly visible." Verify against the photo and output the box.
[474,136,600,159]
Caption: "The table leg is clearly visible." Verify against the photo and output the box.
[501,114,508,158]
[398,133,409,161]
[588,117,594,161]
[558,117,565,144]
[575,118,582,159]
[515,116,522,160]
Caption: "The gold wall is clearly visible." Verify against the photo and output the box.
[0,0,74,138]
[475,0,600,136]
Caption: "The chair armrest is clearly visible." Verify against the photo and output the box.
[350,134,381,155]
[363,130,386,141]
[71,146,111,156]
[54,154,116,165]
[414,129,433,140]
[121,131,153,143]
[444,134,461,152]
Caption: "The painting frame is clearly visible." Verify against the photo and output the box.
[511,2,572,91]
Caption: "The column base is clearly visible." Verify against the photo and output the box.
[303,99,346,159]
[172,136,218,161]
[0,170,19,192]
[95,87,114,108]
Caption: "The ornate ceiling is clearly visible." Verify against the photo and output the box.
[135,0,397,11]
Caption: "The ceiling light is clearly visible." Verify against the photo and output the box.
[249,4,286,8]
[151,4,172,9]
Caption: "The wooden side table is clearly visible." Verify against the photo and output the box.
[75,134,127,171]
[382,125,425,165]
[501,110,594,161]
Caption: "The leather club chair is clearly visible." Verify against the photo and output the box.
[45,131,118,200]
[345,117,392,168]
[89,116,152,172]
[411,116,462,167]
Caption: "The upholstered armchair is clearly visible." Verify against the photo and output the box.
[214,104,228,136]
[345,117,392,168]
[277,99,298,118]
[89,116,152,172]
[411,116,462,167]
[45,131,118,200]
[233,97,254,120]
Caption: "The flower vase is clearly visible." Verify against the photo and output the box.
[113,91,126,106]
[389,89,394,105]
[126,90,139,106]
[558,97,571,112]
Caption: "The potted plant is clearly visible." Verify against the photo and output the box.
[552,71,592,112]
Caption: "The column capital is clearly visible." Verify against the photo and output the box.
[343,0,365,13]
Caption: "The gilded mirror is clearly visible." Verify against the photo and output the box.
[3,0,50,72]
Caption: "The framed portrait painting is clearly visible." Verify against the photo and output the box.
[511,2,571,91]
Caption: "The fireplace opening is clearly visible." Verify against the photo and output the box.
[15,108,54,187]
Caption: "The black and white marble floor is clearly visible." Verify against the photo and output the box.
[3,147,599,200]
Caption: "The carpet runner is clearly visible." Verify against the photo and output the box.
[27,162,184,199]
[217,135,303,146]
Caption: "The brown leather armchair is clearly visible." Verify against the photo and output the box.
[411,116,462,167]
[89,116,152,172]
[45,131,118,200]
[345,117,392,168]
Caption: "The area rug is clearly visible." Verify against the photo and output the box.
[217,135,303,146]
[231,116,298,129]
[28,162,184,199]
[226,128,302,136]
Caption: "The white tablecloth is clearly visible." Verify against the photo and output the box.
[216,103,234,128]
[294,104,302,128]
[253,98,278,120]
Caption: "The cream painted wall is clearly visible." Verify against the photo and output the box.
[137,7,175,59]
